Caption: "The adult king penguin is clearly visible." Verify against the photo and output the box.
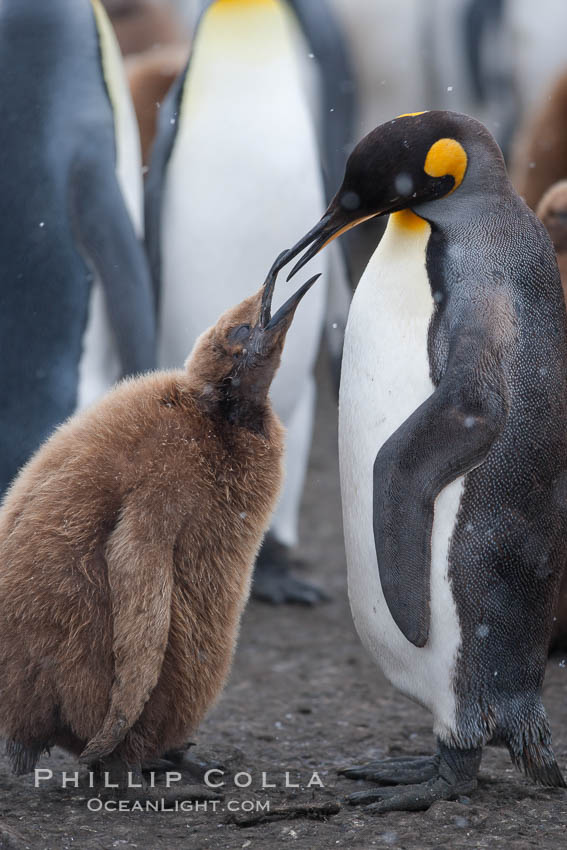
[0,0,155,494]
[146,0,330,604]
[273,110,567,810]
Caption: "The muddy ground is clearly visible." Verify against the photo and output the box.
[2,357,567,850]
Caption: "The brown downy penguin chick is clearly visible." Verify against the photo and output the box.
[102,0,189,167]
[537,180,567,652]
[102,0,184,57]
[126,45,189,167]
[537,180,567,301]
[510,70,567,210]
[0,265,320,792]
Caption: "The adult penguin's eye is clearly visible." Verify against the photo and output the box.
[229,324,250,343]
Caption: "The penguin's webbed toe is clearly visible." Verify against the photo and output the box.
[342,742,482,812]
[339,754,438,785]
[351,775,477,813]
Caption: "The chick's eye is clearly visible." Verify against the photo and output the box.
[229,324,250,343]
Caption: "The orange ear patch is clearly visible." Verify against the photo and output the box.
[424,138,467,194]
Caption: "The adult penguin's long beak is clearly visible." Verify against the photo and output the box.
[269,204,379,282]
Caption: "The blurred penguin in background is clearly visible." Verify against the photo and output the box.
[322,0,519,281]
[326,0,567,152]
[473,0,567,206]
[127,46,190,167]
[324,0,567,277]
[538,181,567,299]
[511,71,567,210]
[102,0,184,55]
[146,0,354,604]
[285,0,355,388]
[537,180,567,653]
[0,0,155,495]
[102,0,191,167]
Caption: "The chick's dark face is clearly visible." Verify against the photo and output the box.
[277,111,470,278]
[208,264,321,381]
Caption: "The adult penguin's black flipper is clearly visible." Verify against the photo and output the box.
[373,316,509,647]
[71,154,156,376]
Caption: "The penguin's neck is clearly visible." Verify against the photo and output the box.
[179,0,299,127]
[186,366,273,433]
[365,209,434,320]
[199,0,291,67]
[217,392,270,432]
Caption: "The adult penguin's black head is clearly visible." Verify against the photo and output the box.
[276,110,508,278]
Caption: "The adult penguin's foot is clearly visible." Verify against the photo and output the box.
[252,535,330,605]
[340,754,439,786]
[340,743,482,813]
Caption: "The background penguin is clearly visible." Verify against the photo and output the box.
[0,0,155,495]
[511,69,567,210]
[127,46,190,167]
[538,181,567,299]
[102,0,184,56]
[0,262,319,791]
[273,110,567,810]
[102,0,191,167]
[146,0,332,604]
[537,180,567,653]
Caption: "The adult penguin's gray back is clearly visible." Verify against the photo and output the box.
[0,0,155,494]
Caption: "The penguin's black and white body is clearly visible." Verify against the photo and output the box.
[146,0,332,603]
[274,110,567,810]
[0,0,155,494]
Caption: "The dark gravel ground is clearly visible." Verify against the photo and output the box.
[1,357,567,849]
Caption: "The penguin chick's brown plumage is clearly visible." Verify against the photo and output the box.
[102,0,184,57]
[0,272,318,778]
[127,45,189,167]
[510,70,567,210]
[537,181,567,653]
[538,181,567,301]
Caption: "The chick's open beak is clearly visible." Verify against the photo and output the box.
[265,273,322,331]
[259,251,321,331]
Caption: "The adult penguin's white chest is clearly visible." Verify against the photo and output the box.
[338,211,463,738]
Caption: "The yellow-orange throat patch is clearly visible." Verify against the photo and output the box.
[424,138,467,194]
[390,209,429,232]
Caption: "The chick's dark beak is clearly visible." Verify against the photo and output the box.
[259,250,321,336]
[265,273,322,331]
[260,249,287,329]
